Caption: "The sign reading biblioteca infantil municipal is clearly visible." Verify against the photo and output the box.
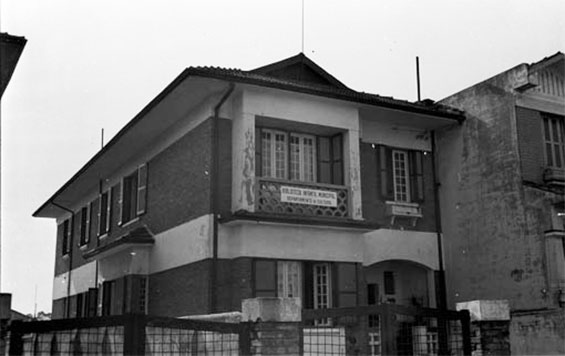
[280,186,337,207]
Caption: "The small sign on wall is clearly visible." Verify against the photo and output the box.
[280,186,337,207]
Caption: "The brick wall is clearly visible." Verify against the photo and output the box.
[215,258,253,313]
[360,142,437,232]
[515,106,545,183]
[148,259,211,317]
[54,118,215,274]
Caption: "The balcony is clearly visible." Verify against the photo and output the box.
[256,177,349,218]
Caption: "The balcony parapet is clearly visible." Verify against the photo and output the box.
[256,177,349,218]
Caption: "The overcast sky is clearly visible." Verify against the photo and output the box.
[1,0,564,315]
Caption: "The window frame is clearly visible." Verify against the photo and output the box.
[119,163,148,226]
[392,149,411,203]
[78,204,91,247]
[98,189,112,237]
[542,114,565,169]
[257,127,344,185]
[62,218,72,256]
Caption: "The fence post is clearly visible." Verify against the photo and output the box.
[437,313,449,356]
[380,305,396,356]
[459,309,472,356]
[239,321,252,356]
[123,313,146,355]
[7,320,23,356]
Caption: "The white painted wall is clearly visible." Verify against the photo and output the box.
[363,229,439,270]
[218,222,364,262]
[53,261,96,300]
[149,214,212,274]
[231,86,363,219]
[361,118,432,151]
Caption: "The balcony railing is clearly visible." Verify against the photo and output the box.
[256,177,349,218]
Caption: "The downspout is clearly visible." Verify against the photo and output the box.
[52,202,74,318]
[431,131,447,310]
[209,83,235,313]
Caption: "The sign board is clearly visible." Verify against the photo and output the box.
[280,186,337,207]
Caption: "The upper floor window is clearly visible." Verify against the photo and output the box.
[256,128,343,185]
[78,204,91,246]
[119,164,148,225]
[62,218,72,255]
[378,145,424,203]
[98,190,112,236]
[543,114,565,169]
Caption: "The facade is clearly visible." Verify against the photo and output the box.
[34,54,464,320]
[437,52,565,354]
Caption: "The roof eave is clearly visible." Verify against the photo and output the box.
[33,69,193,218]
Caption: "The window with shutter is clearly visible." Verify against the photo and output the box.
[258,127,344,185]
[62,219,72,255]
[120,164,148,225]
[79,205,90,246]
[543,114,565,169]
[98,190,111,236]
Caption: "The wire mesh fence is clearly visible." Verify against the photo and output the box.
[302,304,471,356]
[7,314,250,355]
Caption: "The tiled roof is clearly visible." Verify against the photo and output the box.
[183,65,464,120]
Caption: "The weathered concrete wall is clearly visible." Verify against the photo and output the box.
[510,310,565,355]
[437,80,543,310]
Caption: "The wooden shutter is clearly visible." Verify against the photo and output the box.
[409,151,425,202]
[331,134,344,185]
[85,203,91,244]
[254,260,277,297]
[317,137,332,184]
[118,181,124,226]
[255,128,262,177]
[136,164,148,215]
[335,263,357,307]
[378,145,394,200]
[87,288,98,317]
[102,281,112,316]
[106,190,112,233]
[112,278,125,315]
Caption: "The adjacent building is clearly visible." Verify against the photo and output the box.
[437,52,565,355]
[33,53,464,319]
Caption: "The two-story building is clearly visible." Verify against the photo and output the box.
[437,52,565,355]
[34,54,463,319]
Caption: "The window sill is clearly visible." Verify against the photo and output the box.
[119,217,140,228]
[62,254,70,260]
[98,233,109,240]
[79,244,89,251]
[385,201,422,226]
[543,168,565,186]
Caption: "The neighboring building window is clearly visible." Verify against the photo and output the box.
[119,164,148,225]
[257,128,343,185]
[62,219,72,255]
[543,114,565,169]
[78,204,91,246]
[101,280,115,316]
[378,145,424,203]
[98,190,112,236]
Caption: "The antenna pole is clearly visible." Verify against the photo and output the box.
[301,0,305,53]
[416,56,421,101]
[101,128,105,149]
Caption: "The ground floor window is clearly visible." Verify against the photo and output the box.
[253,259,357,310]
